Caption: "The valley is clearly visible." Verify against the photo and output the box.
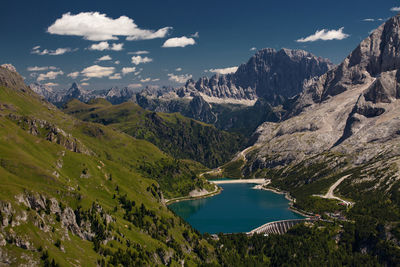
[1,8,400,266]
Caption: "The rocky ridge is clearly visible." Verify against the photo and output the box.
[235,14,400,197]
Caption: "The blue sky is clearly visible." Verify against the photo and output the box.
[0,0,398,91]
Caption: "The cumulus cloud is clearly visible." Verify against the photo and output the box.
[109,73,122,80]
[37,70,64,82]
[121,67,136,75]
[128,83,142,89]
[114,60,120,65]
[47,12,172,41]
[296,27,349,42]
[162,36,196,48]
[391,7,400,12]
[152,78,160,82]
[27,66,57,71]
[89,42,123,51]
[128,50,149,55]
[131,55,153,65]
[67,71,80,79]
[208,66,238,75]
[175,67,182,71]
[167,73,192,83]
[31,46,76,56]
[81,65,115,78]
[81,82,90,86]
[250,47,257,51]
[97,55,112,61]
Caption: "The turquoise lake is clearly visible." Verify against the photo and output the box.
[169,183,304,234]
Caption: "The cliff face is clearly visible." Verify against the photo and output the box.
[235,15,400,195]
[182,48,333,105]
[293,14,400,115]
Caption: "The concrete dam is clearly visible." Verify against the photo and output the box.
[248,219,314,235]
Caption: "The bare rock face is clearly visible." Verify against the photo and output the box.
[245,14,400,172]
[0,66,30,93]
[8,114,92,155]
[61,207,85,239]
[293,14,400,115]
[0,64,16,73]
[183,48,332,105]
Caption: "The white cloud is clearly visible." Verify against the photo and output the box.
[121,67,136,75]
[175,67,182,71]
[208,66,238,75]
[162,36,196,48]
[391,7,400,12]
[191,32,199,38]
[362,18,375,22]
[296,27,349,42]
[44,82,59,87]
[167,73,192,83]
[114,60,120,65]
[152,78,160,82]
[109,73,122,80]
[97,55,112,61]
[47,12,172,41]
[37,70,64,82]
[250,47,257,51]
[67,71,80,79]
[128,50,150,55]
[81,65,115,78]
[81,82,90,86]
[89,42,124,51]
[31,46,76,56]
[140,78,151,82]
[131,55,153,65]
[134,71,141,76]
[128,83,142,89]
[111,43,124,51]
[27,66,57,71]
[81,78,90,82]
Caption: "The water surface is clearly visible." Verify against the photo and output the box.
[169,183,304,234]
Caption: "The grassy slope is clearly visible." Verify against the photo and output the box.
[0,69,215,265]
[63,99,244,168]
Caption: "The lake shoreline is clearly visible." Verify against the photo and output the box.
[254,185,314,218]
[165,185,222,205]
[169,181,307,234]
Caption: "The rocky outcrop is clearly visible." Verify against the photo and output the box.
[0,66,30,93]
[187,95,216,123]
[242,14,400,173]
[8,114,92,155]
[293,14,400,115]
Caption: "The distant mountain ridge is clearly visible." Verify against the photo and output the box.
[30,82,137,106]
[31,48,333,135]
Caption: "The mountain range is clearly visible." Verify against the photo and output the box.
[32,48,333,135]
[3,13,400,266]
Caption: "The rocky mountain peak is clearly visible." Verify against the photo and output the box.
[0,64,17,73]
[234,48,333,104]
[295,14,400,113]
[0,65,30,92]
[180,48,332,106]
